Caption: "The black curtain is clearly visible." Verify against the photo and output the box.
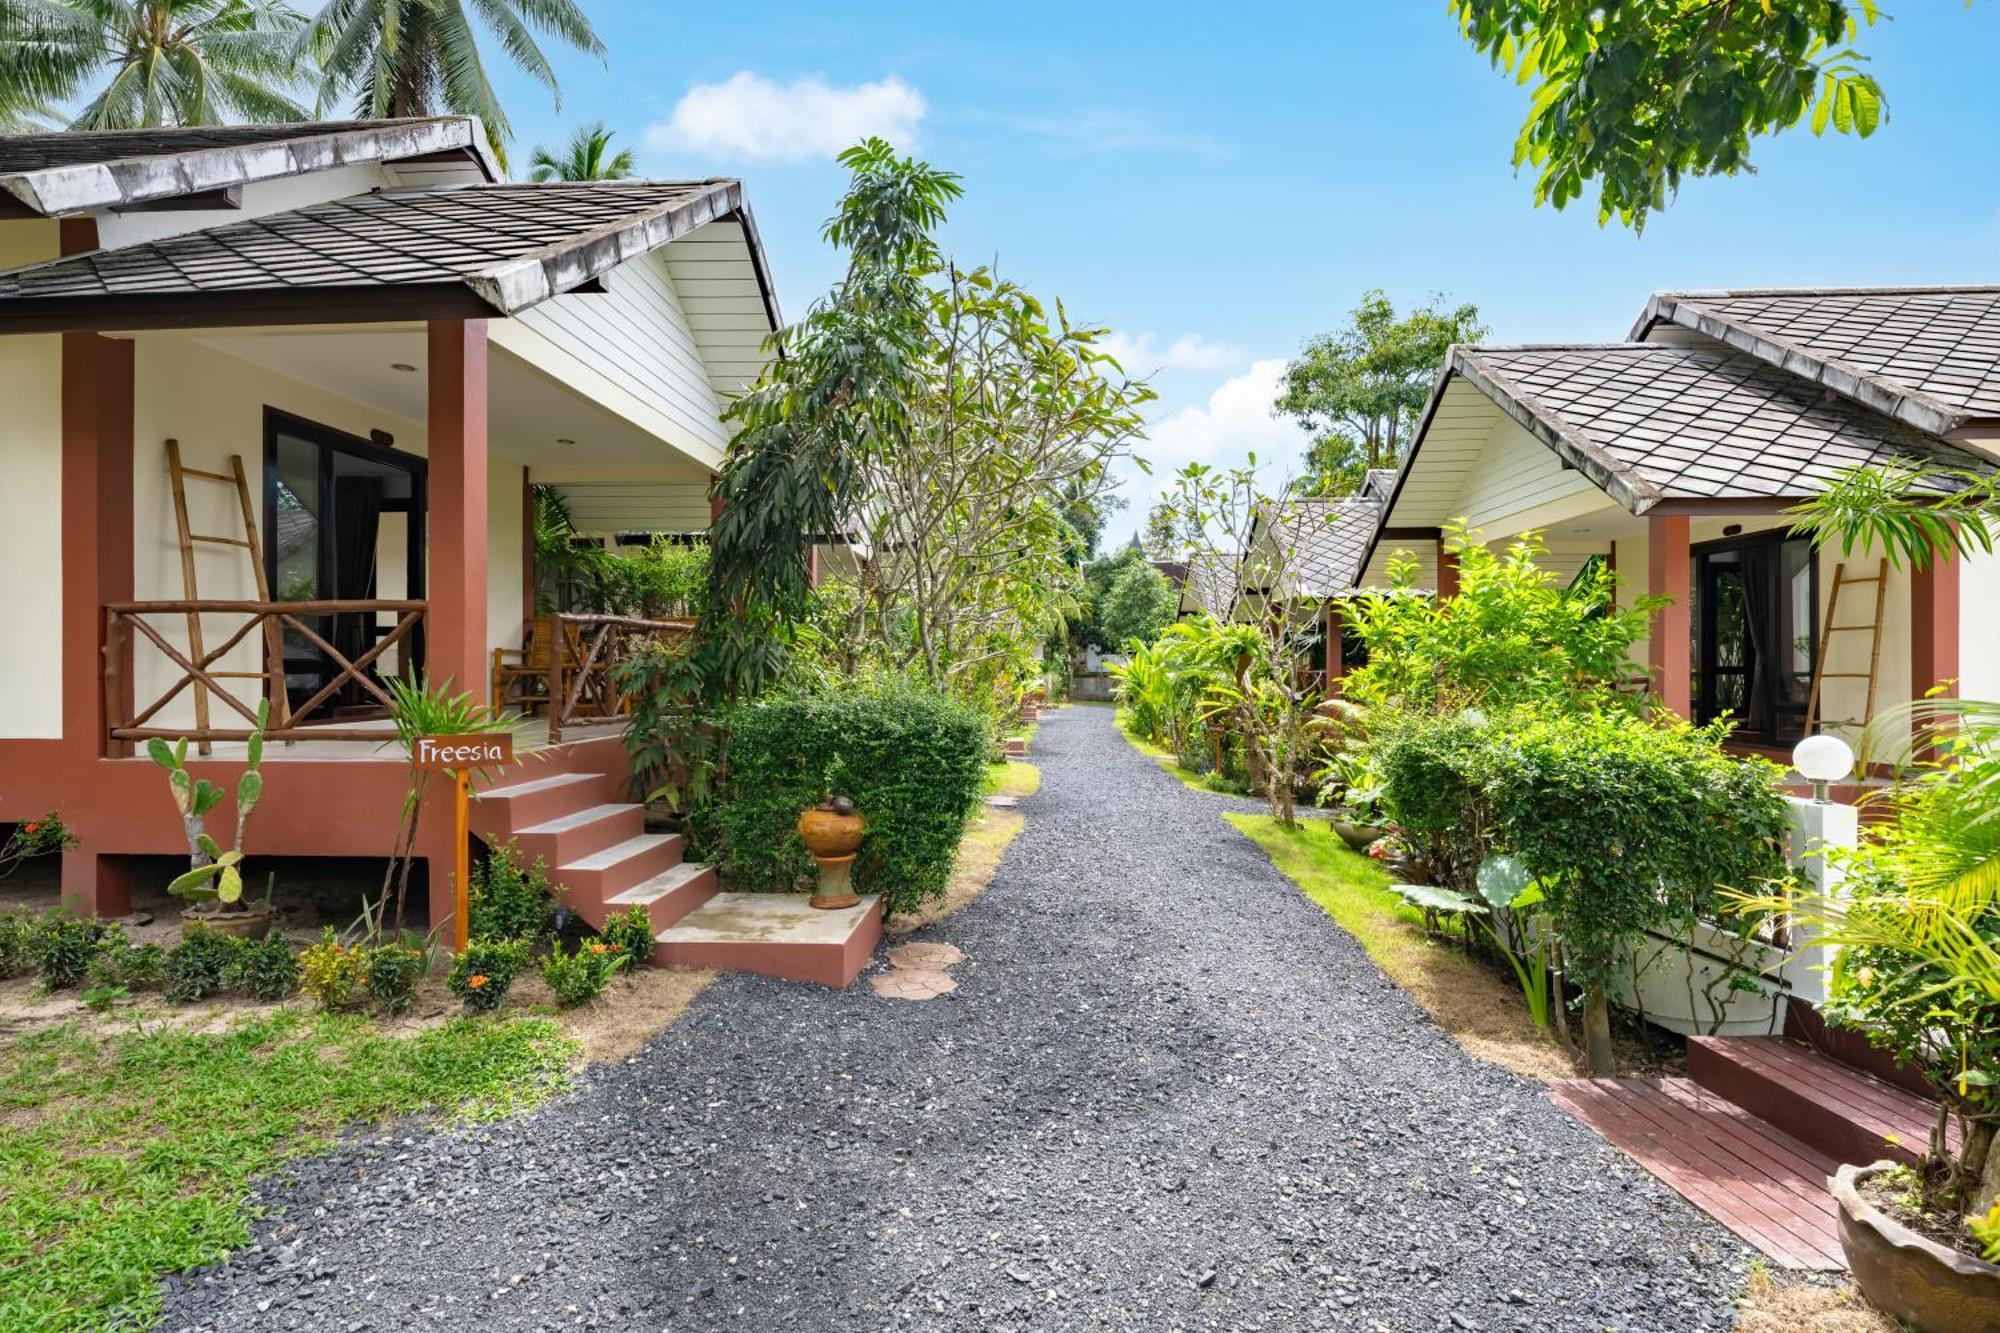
[1739,544,1774,734]
[330,476,384,703]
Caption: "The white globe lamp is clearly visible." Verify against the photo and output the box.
[1792,733,1855,804]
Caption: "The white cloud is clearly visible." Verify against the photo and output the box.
[646,72,926,161]
[1139,358,1309,472]
[1098,331,1244,376]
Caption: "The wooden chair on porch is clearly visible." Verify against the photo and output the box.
[491,615,617,724]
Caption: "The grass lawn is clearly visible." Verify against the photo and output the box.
[1222,812,1572,1082]
[0,1010,577,1332]
[983,759,1041,798]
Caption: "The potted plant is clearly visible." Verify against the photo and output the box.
[1734,706,2000,1331]
[154,701,273,940]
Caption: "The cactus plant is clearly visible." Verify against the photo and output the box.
[152,701,268,913]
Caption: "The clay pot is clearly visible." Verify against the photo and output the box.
[1832,1162,2000,1333]
[180,905,274,941]
[1332,822,1388,852]
[797,806,865,859]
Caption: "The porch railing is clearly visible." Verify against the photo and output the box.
[542,613,693,742]
[104,598,426,748]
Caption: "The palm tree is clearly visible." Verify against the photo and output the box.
[299,0,603,161]
[528,119,631,181]
[0,0,309,129]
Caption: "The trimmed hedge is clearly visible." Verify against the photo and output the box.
[717,683,990,915]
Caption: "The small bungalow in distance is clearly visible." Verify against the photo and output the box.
[1360,286,2000,757]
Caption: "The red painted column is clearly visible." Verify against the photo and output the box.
[1323,600,1343,695]
[1435,538,1460,599]
[426,319,489,703]
[1647,514,1692,718]
[59,331,136,915]
[1911,549,1959,700]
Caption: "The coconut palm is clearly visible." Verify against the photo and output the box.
[0,0,309,129]
[299,0,603,159]
[528,119,630,181]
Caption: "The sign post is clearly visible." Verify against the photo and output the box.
[413,734,514,952]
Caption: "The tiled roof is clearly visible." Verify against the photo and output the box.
[1180,551,1240,619]
[1639,287,2000,436]
[0,118,494,217]
[1453,343,1981,513]
[1268,496,1381,598]
[0,179,740,323]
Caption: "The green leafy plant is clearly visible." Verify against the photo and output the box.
[360,942,427,1016]
[1,812,76,878]
[153,701,268,918]
[0,913,37,978]
[468,842,556,943]
[448,937,530,1013]
[88,936,165,991]
[539,938,620,1009]
[223,934,299,1002]
[600,905,655,973]
[716,682,989,915]
[1476,854,1554,1032]
[29,914,109,991]
[163,928,240,1004]
[298,930,361,1012]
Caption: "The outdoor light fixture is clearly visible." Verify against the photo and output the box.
[555,437,577,447]
[1792,733,1855,804]
[390,362,417,373]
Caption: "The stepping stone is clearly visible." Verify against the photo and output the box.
[888,941,964,970]
[870,968,958,1001]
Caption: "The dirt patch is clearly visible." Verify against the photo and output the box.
[526,966,715,1064]
[1358,928,1579,1083]
[886,809,1025,939]
[1734,1268,1899,1333]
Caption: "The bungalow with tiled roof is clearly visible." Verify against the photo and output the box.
[0,119,850,972]
[1362,285,2000,755]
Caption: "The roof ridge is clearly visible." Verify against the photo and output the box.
[1658,284,2000,300]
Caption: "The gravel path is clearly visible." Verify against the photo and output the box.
[162,703,1748,1332]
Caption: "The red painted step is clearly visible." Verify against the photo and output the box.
[1688,1036,1955,1170]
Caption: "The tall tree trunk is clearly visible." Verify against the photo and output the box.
[1582,988,1616,1075]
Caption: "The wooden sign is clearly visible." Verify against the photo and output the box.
[413,734,513,769]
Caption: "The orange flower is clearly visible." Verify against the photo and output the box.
[466,974,489,989]
[587,942,609,955]
[22,822,38,835]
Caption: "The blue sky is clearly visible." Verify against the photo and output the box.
[493,1,2000,546]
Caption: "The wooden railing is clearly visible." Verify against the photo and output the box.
[104,599,425,747]
[542,613,693,741]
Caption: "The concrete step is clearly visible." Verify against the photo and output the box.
[601,861,718,933]
[557,833,686,909]
[472,771,619,833]
[1688,1035,1954,1168]
[514,802,645,866]
[654,892,882,988]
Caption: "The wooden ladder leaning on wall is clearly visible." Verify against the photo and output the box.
[1804,557,1888,736]
[164,440,291,754]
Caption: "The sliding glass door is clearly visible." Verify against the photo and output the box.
[1692,532,1817,745]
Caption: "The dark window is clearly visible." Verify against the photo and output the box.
[1692,532,1817,744]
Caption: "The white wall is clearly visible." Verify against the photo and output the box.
[0,334,63,738]
[1451,415,1602,536]
[1959,549,2000,702]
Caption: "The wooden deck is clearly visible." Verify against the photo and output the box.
[1550,1077,1845,1270]
[1687,1035,1954,1169]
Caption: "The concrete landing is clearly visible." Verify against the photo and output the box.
[654,892,882,988]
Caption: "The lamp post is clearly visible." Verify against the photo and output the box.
[1792,733,1856,804]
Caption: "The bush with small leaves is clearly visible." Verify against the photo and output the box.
[88,935,166,991]
[164,927,241,1004]
[599,905,654,974]
[225,934,300,1001]
[0,912,38,978]
[540,938,620,1009]
[298,930,361,1012]
[447,937,529,1012]
[468,842,556,943]
[30,914,109,991]
[361,942,427,1016]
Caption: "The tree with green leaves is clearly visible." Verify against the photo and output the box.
[1275,289,1484,486]
[529,119,633,181]
[1141,497,1194,561]
[298,0,603,159]
[1097,557,1178,652]
[1451,0,1893,231]
[0,0,310,129]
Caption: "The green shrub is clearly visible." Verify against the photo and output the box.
[88,936,165,991]
[468,842,556,943]
[361,942,427,1016]
[164,928,241,1004]
[448,937,530,1012]
[30,915,108,991]
[540,939,620,1009]
[299,929,361,1012]
[600,905,655,972]
[717,682,989,915]
[0,913,35,978]
[225,934,300,1001]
